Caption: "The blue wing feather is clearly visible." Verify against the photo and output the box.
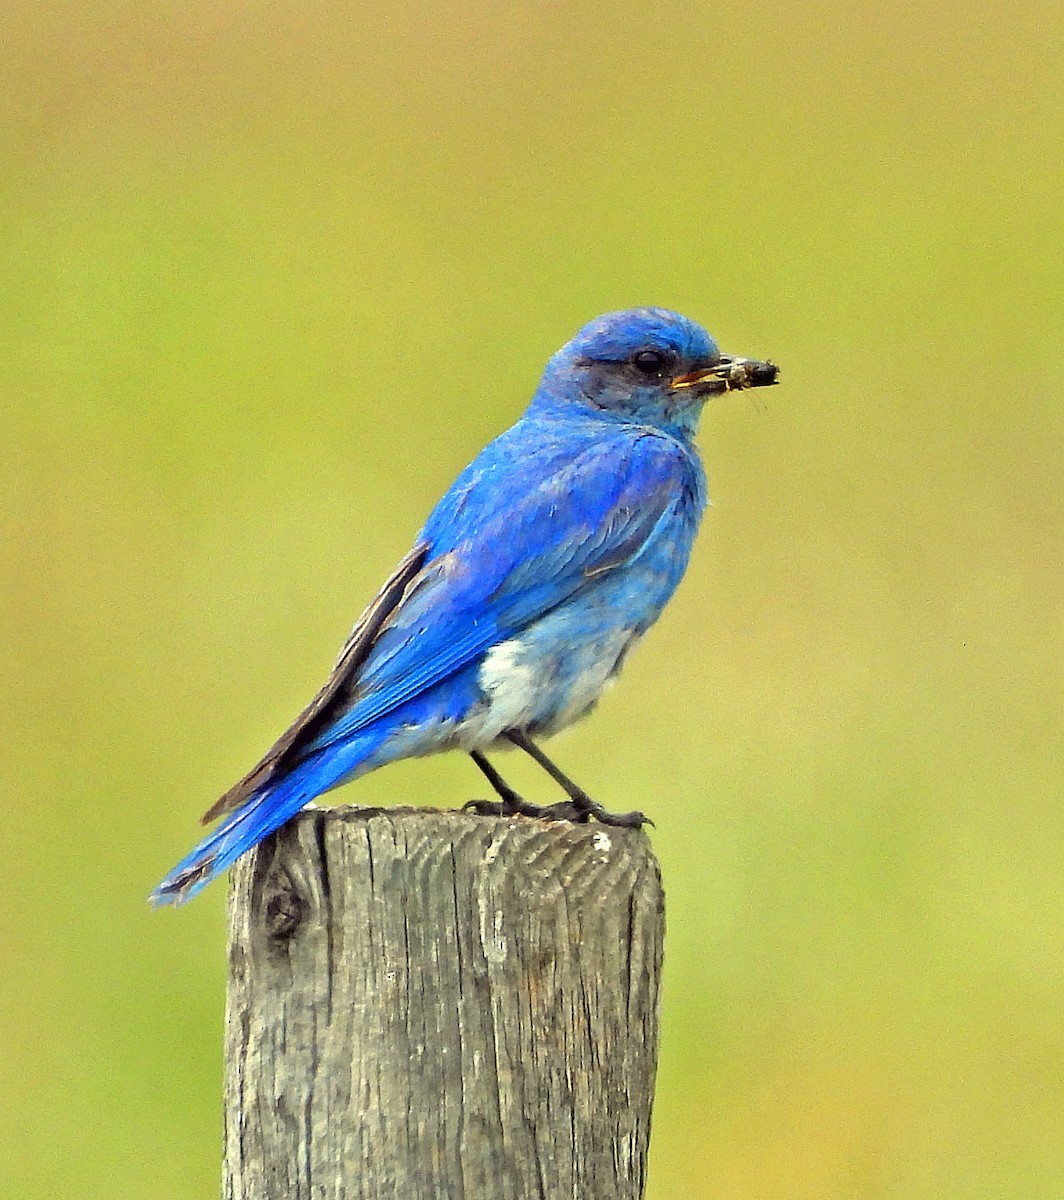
[301,422,700,755]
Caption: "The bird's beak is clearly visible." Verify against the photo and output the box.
[670,356,780,396]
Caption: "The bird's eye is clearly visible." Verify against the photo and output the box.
[631,349,671,377]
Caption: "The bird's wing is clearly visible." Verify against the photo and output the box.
[298,430,693,755]
[205,430,692,821]
[201,541,429,821]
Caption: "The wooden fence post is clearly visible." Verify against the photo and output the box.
[222,806,665,1200]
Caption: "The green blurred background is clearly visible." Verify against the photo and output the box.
[3,1,1062,1196]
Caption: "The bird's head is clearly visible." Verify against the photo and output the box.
[533,307,778,437]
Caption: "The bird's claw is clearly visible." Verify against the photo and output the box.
[463,797,502,817]
[463,797,587,822]
[574,798,653,829]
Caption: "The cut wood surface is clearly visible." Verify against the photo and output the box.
[223,806,665,1200]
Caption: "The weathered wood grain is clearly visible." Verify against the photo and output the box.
[223,806,664,1200]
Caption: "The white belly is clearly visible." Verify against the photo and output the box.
[457,627,640,750]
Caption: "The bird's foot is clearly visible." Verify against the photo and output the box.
[463,787,651,829]
[463,796,586,822]
[569,790,654,829]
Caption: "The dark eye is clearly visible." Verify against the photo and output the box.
[631,349,671,377]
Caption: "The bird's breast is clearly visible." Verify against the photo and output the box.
[460,621,640,749]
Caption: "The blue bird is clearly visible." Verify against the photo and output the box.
[151,308,778,905]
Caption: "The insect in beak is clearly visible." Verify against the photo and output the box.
[670,356,779,396]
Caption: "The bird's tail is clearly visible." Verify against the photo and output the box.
[149,778,310,906]
[150,733,384,907]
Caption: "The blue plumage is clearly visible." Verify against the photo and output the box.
[151,307,777,904]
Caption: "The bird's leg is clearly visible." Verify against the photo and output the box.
[506,731,652,829]
[463,751,581,821]
[465,751,522,812]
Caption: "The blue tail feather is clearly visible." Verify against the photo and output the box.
[150,731,387,906]
[149,781,311,906]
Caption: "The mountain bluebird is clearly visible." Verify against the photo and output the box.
[152,308,777,905]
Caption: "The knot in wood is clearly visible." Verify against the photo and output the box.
[260,869,306,941]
